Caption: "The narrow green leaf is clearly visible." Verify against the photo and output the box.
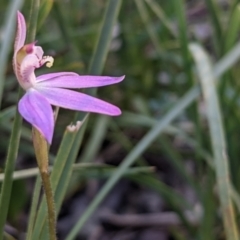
[173,0,192,85]
[134,0,162,54]
[37,0,54,29]
[26,176,41,240]
[144,0,177,37]
[204,0,223,55]
[79,115,110,163]
[224,4,240,52]
[0,0,24,107]
[190,43,239,240]
[0,107,16,123]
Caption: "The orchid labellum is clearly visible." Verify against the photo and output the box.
[13,11,124,144]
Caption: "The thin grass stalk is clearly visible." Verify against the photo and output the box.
[134,0,183,71]
[220,3,240,165]
[230,0,240,14]
[0,162,153,182]
[173,0,203,168]
[88,0,123,76]
[204,0,223,55]
[26,175,41,240]
[52,1,80,61]
[224,4,240,52]
[37,0,54,30]
[0,106,16,123]
[80,115,110,163]
[190,43,239,240]
[144,0,177,37]
[173,0,192,86]
[134,0,162,55]
[0,89,23,240]
[0,0,24,107]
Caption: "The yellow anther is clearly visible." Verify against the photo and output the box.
[45,56,54,68]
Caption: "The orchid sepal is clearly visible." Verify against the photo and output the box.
[18,89,54,143]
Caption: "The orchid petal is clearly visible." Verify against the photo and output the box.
[15,11,26,53]
[35,87,121,116]
[36,73,125,89]
[18,89,54,144]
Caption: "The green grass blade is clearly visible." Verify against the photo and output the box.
[26,175,41,240]
[144,0,176,37]
[134,0,162,55]
[173,0,191,81]
[0,163,153,182]
[0,90,23,239]
[0,0,24,107]
[190,43,239,240]
[214,42,240,77]
[224,3,240,52]
[26,0,40,43]
[79,115,110,163]
[37,0,54,29]
[204,0,223,55]
[88,0,123,76]
[0,107,16,123]
[173,0,203,164]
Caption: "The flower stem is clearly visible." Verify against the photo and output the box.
[40,171,56,240]
[32,128,57,240]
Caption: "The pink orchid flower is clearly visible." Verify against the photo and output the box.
[13,11,124,144]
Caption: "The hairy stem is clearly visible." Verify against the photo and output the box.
[32,128,57,240]
[40,170,56,240]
